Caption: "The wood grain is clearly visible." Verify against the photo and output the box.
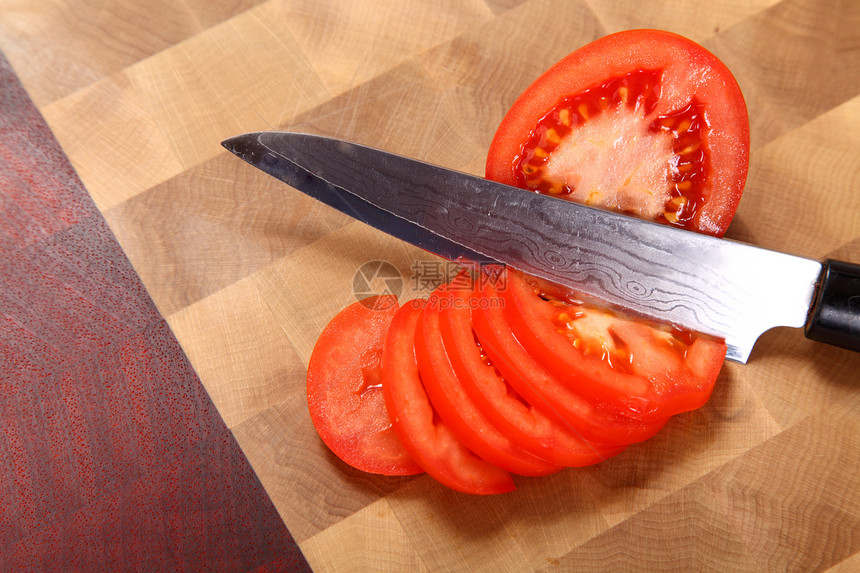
[0,52,308,569]
[0,0,268,108]
[3,0,860,570]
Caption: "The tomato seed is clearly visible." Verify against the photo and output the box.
[577,103,590,120]
[559,108,571,126]
[513,69,709,231]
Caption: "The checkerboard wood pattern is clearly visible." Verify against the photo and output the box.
[2,0,859,570]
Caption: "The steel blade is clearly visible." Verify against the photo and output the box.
[222,131,823,363]
[222,132,493,265]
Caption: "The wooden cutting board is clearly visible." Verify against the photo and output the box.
[3,0,859,570]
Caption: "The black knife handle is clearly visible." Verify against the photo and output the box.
[805,259,860,353]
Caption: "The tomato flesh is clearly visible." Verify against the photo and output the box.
[472,277,670,445]
[307,30,742,494]
[416,285,562,476]
[487,29,749,237]
[381,299,515,495]
[499,271,726,421]
[306,296,423,476]
[437,282,626,465]
[515,69,711,228]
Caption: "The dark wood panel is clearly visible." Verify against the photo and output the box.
[0,52,311,572]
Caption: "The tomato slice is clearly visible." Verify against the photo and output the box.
[486,29,749,237]
[416,285,562,476]
[499,270,726,421]
[471,276,670,445]
[436,282,626,466]
[308,30,745,493]
[381,298,515,494]
[306,296,423,476]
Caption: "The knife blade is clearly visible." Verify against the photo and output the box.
[222,131,860,364]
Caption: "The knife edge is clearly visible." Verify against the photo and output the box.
[222,131,827,364]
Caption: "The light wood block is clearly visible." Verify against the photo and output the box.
[5,0,859,569]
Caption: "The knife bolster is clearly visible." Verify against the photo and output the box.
[805,259,860,353]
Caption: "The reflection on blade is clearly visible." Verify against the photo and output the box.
[222,133,494,265]
[222,132,823,363]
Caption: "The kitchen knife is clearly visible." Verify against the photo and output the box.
[222,131,860,364]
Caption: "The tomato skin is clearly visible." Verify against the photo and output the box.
[306,296,423,476]
[381,299,515,495]
[471,279,670,446]
[310,30,744,492]
[416,286,562,476]
[486,29,749,237]
[499,271,726,421]
[610,318,726,417]
[437,283,626,466]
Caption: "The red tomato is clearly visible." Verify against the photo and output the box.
[415,285,562,476]
[381,298,515,494]
[437,282,627,466]
[308,30,745,494]
[499,271,726,421]
[306,296,423,476]
[486,29,749,237]
[471,277,670,445]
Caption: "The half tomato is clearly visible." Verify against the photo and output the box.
[486,29,749,237]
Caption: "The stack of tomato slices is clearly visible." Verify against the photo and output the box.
[305,29,748,494]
